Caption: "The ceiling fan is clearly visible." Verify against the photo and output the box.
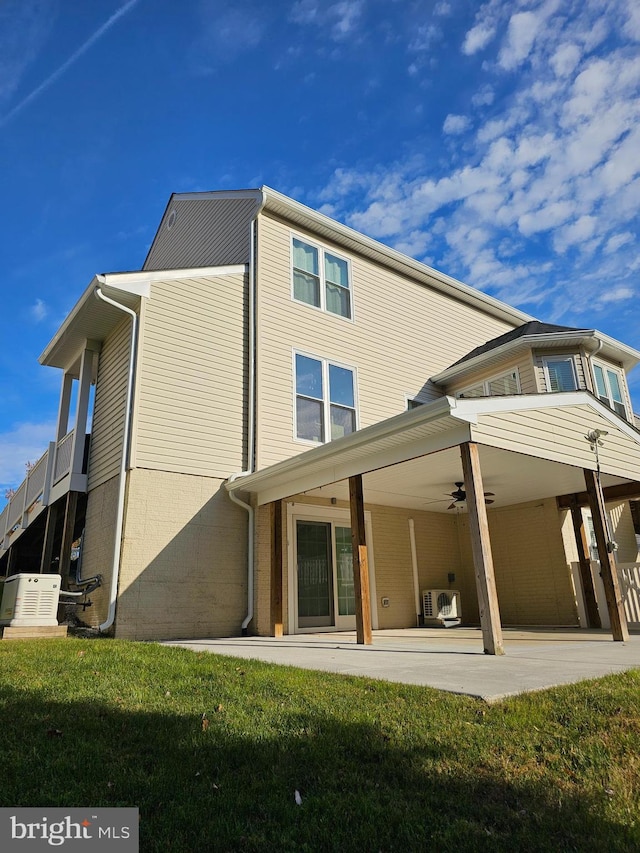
[445,482,495,510]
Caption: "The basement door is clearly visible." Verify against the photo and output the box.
[294,519,356,631]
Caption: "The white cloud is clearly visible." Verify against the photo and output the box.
[443,114,471,135]
[29,298,48,322]
[290,0,363,41]
[553,215,598,253]
[0,0,56,103]
[550,42,582,78]
[462,22,496,55]
[472,85,495,107]
[330,0,363,39]
[0,421,56,492]
[498,11,541,70]
[597,285,635,304]
[604,232,634,254]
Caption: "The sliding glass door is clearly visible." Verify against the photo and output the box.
[296,520,356,630]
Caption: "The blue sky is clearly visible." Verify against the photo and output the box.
[1,0,639,496]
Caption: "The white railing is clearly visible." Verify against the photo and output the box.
[54,430,74,483]
[618,563,640,627]
[0,429,85,552]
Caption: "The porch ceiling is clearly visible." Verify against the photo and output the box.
[230,392,640,510]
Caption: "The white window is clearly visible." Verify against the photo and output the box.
[592,362,628,419]
[294,353,356,443]
[457,370,520,399]
[292,237,352,319]
[543,356,578,392]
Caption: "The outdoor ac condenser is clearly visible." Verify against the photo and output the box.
[422,589,461,627]
[0,573,62,627]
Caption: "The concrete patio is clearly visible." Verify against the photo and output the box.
[161,627,640,702]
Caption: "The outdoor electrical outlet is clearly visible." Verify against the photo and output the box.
[448,573,456,583]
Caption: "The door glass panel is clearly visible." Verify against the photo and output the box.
[335,526,355,616]
[296,521,333,627]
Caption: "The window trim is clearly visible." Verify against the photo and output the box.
[290,233,354,322]
[542,355,578,393]
[293,349,359,445]
[457,369,521,399]
[591,360,629,420]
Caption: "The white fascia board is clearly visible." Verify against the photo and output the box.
[453,391,640,444]
[39,277,102,364]
[227,396,456,495]
[432,331,640,385]
[99,264,247,291]
[260,186,533,328]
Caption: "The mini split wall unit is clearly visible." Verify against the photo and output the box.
[422,589,461,627]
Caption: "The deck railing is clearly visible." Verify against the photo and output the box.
[1,429,80,548]
[618,562,640,627]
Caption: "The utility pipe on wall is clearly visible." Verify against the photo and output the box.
[95,284,139,634]
[408,518,421,626]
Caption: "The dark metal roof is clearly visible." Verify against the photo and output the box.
[450,321,592,368]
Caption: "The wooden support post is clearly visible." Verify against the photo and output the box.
[6,544,18,575]
[584,468,629,642]
[270,500,284,638]
[460,442,504,656]
[349,474,372,645]
[39,502,60,574]
[568,495,601,629]
[58,491,79,579]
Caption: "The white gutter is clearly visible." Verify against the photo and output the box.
[94,284,139,633]
[408,518,421,626]
[227,193,266,634]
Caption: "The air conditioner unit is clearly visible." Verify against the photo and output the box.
[422,589,461,627]
[0,573,62,627]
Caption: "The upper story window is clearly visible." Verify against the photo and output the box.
[292,237,352,319]
[295,352,356,443]
[457,369,520,399]
[543,356,577,392]
[593,362,627,419]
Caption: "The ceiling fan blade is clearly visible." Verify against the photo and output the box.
[447,502,457,510]
[484,492,495,497]
[485,499,495,505]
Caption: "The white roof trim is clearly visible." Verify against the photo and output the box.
[227,392,640,503]
[432,331,640,383]
[99,265,247,286]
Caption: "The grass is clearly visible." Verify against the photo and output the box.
[0,638,638,852]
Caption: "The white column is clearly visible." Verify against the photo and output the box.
[56,373,74,442]
[70,345,97,476]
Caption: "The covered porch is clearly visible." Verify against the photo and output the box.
[227,392,640,655]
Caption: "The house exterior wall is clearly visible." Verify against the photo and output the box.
[255,211,517,470]
[457,498,578,626]
[88,317,131,490]
[143,196,259,271]
[114,468,247,640]
[132,269,247,477]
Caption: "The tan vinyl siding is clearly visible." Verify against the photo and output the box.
[256,212,517,469]
[445,352,538,398]
[134,271,247,478]
[144,197,259,271]
[88,317,131,490]
[457,499,578,626]
[115,469,247,640]
[471,404,640,480]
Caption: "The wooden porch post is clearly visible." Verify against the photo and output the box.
[584,468,629,642]
[349,474,372,645]
[568,494,601,629]
[270,500,284,638]
[460,442,504,656]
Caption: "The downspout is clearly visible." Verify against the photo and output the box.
[228,193,266,635]
[94,283,139,633]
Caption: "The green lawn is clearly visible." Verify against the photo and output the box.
[0,638,638,852]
